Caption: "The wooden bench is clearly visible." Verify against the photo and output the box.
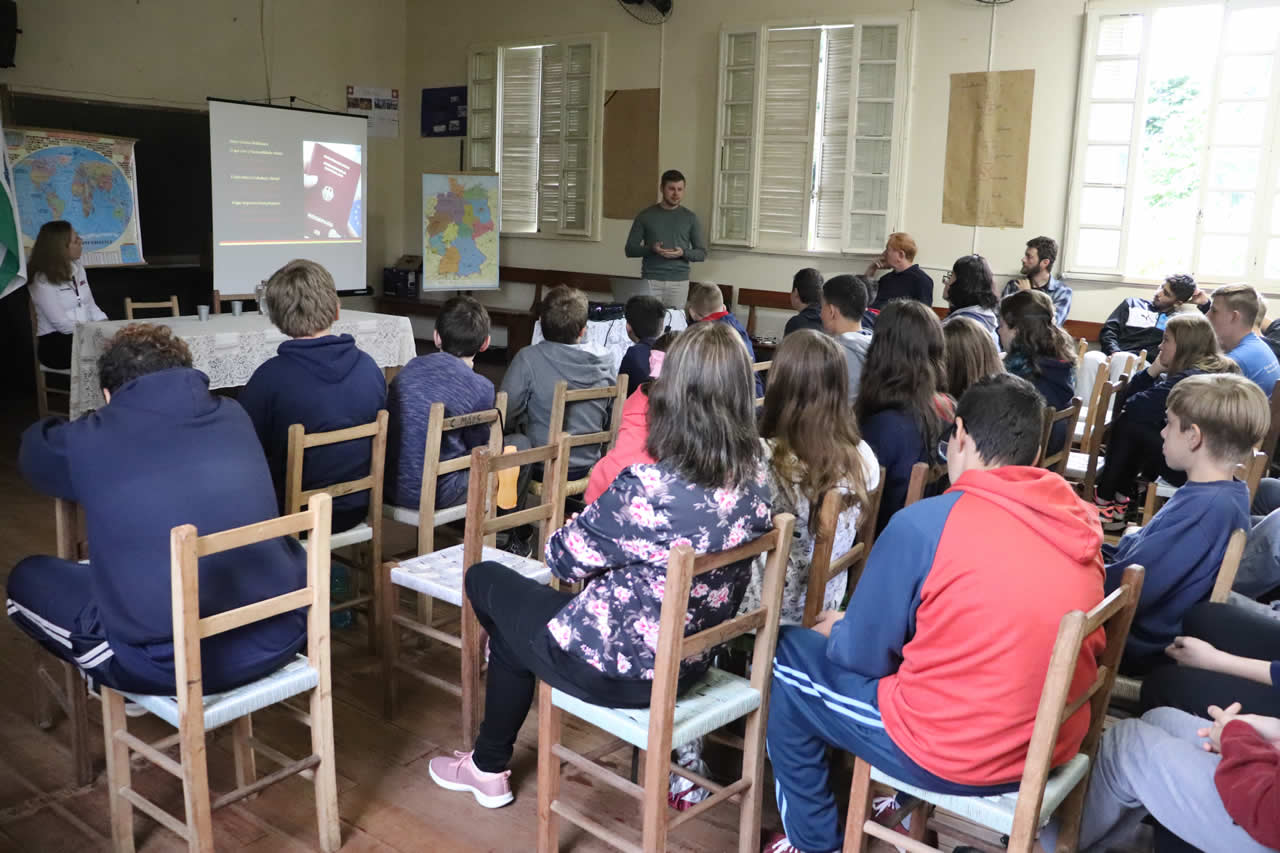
[376,266,733,358]
[930,305,1103,341]
[738,287,795,359]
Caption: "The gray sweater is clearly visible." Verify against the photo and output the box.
[500,341,618,470]
[625,204,707,281]
[836,331,872,403]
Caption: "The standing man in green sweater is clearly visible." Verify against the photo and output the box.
[625,169,708,307]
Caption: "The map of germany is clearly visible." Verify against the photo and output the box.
[422,174,498,287]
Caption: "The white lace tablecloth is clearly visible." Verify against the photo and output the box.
[69,309,416,418]
[531,308,687,371]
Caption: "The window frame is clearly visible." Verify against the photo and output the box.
[466,33,606,241]
[1065,0,1280,286]
[710,15,914,256]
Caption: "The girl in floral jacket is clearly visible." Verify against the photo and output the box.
[429,321,774,808]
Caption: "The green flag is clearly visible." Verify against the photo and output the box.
[0,114,26,300]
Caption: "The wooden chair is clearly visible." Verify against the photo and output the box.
[382,395,507,638]
[123,295,180,319]
[285,410,389,653]
[529,377,629,499]
[1141,448,1269,525]
[752,360,773,407]
[802,471,887,627]
[102,493,341,853]
[1039,397,1083,476]
[1109,530,1246,706]
[904,461,945,508]
[536,513,797,853]
[1264,380,1280,472]
[31,498,94,786]
[1064,374,1129,499]
[212,288,260,314]
[28,297,72,418]
[843,565,1145,853]
[383,395,508,556]
[1073,359,1110,449]
[383,439,566,741]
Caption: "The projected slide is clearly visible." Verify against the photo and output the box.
[209,99,368,294]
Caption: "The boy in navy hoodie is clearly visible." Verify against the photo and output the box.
[238,260,387,533]
[618,294,666,397]
[7,324,307,695]
[1104,373,1268,674]
[686,281,763,396]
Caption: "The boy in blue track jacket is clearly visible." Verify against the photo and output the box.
[7,325,307,695]
[763,375,1106,853]
[1103,373,1268,674]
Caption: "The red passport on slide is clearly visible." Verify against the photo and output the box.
[304,144,361,239]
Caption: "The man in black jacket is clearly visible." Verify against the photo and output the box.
[1100,273,1197,356]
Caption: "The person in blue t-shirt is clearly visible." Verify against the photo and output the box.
[1207,283,1280,397]
[1103,374,1269,675]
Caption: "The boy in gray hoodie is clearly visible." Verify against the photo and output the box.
[502,285,617,481]
[820,274,872,402]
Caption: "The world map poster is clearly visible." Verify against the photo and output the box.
[422,172,498,290]
[7,127,145,266]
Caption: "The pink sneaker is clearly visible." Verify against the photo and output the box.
[427,750,513,808]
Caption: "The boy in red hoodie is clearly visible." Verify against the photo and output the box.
[764,374,1106,853]
[1037,703,1280,852]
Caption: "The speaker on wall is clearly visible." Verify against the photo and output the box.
[0,2,18,69]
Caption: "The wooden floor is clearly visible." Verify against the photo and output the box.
[0,392,873,853]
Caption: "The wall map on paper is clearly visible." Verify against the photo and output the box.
[421,172,499,290]
[6,127,145,265]
[942,70,1035,228]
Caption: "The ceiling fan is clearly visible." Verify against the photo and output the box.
[617,0,673,25]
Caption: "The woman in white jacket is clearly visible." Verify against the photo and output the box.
[28,220,107,369]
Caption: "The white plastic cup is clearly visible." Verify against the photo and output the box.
[197,305,210,322]
[231,300,244,317]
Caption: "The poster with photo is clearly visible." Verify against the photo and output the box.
[346,85,400,138]
[421,86,467,138]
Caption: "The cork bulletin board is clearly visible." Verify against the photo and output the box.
[603,88,660,220]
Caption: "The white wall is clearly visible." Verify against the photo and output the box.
[3,0,408,290]
[404,0,1182,335]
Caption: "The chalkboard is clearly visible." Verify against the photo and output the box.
[7,91,212,265]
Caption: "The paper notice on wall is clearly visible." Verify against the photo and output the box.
[346,85,400,138]
[942,70,1034,228]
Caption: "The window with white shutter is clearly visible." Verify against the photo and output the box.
[500,47,541,233]
[712,30,760,244]
[812,27,854,253]
[1068,2,1280,286]
[758,29,819,250]
[712,19,910,254]
[466,35,604,240]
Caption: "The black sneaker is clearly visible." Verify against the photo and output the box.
[500,531,533,559]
